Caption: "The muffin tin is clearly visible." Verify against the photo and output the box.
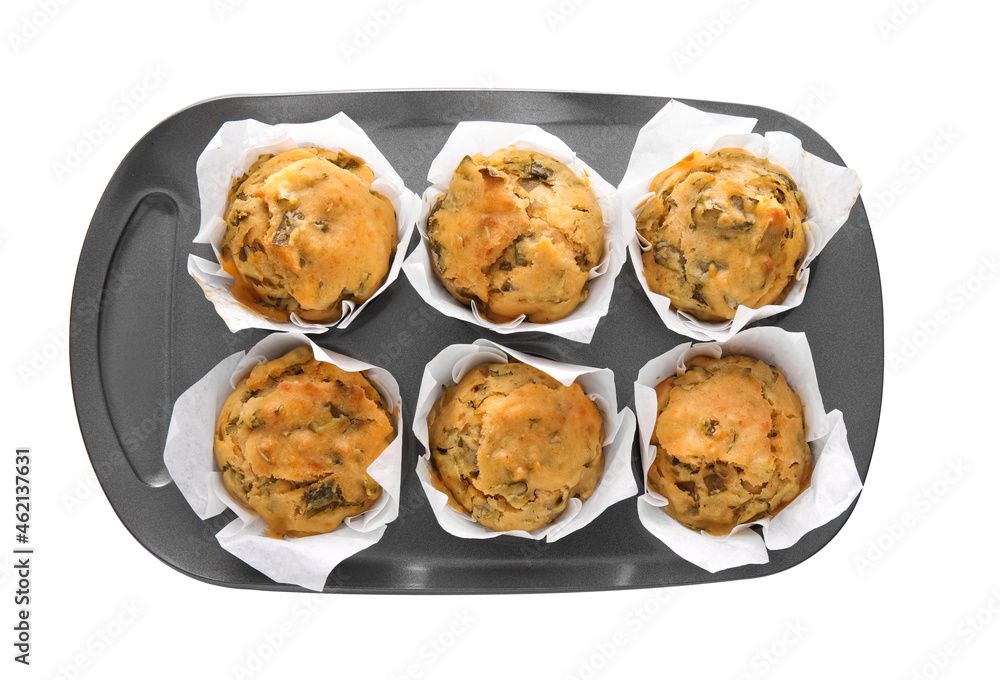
[70,90,882,593]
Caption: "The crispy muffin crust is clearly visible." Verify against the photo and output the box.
[214,347,396,538]
[636,148,808,321]
[427,148,604,323]
[647,355,811,535]
[220,147,397,323]
[427,362,605,531]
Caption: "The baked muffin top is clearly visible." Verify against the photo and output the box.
[214,346,396,537]
[427,361,605,532]
[427,148,604,324]
[220,147,397,323]
[647,354,811,535]
[636,148,808,322]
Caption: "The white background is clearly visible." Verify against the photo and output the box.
[2,0,998,678]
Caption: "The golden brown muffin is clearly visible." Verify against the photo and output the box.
[220,147,397,323]
[427,148,604,323]
[427,362,605,532]
[214,347,396,538]
[636,148,808,321]
[647,355,811,535]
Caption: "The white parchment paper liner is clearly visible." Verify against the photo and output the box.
[412,339,638,541]
[634,326,863,572]
[162,332,403,590]
[188,112,422,334]
[402,121,628,344]
[619,100,862,342]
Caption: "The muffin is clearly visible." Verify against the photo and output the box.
[427,362,605,532]
[220,147,397,323]
[636,148,808,322]
[214,346,396,537]
[426,148,604,323]
[647,355,811,535]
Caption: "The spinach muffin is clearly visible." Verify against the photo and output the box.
[426,148,604,323]
[220,147,397,323]
[636,148,808,321]
[214,347,396,537]
[647,354,812,535]
[427,361,605,532]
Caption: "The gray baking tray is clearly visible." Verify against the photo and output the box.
[70,90,882,593]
